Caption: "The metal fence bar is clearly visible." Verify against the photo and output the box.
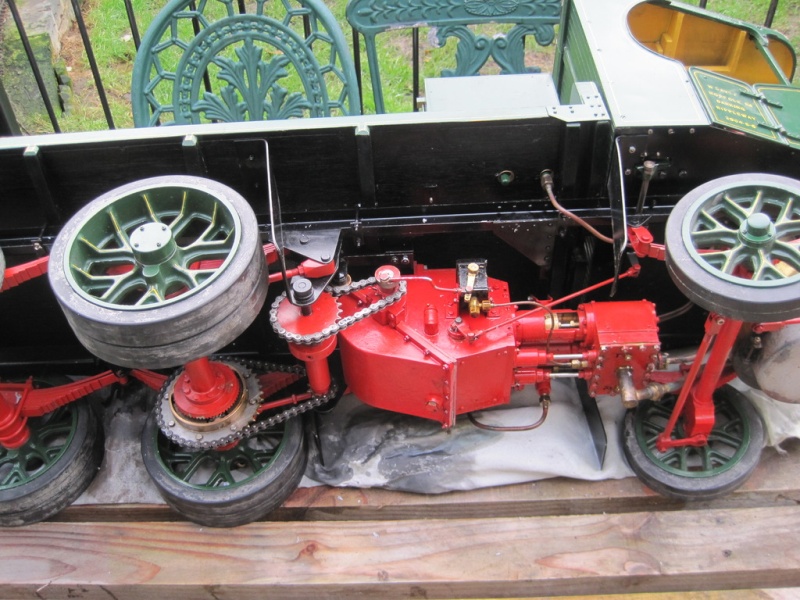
[352,27,364,114]
[412,27,419,112]
[5,0,62,132]
[122,0,141,49]
[69,0,115,129]
[764,0,780,27]
[0,81,21,136]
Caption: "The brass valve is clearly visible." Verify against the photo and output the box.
[468,296,493,317]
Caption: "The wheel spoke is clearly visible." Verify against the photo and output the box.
[708,427,744,449]
[1,464,26,486]
[207,459,237,487]
[166,449,210,483]
[106,207,136,251]
[751,251,784,281]
[180,242,233,267]
[689,230,737,248]
[696,209,737,237]
[166,191,192,236]
[75,238,135,264]
[773,241,800,272]
[721,192,752,222]
[141,192,162,224]
[774,194,798,225]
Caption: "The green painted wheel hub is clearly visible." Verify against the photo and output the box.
[683,182,800,288]
[156,426,289,490]
[0,406,77,490]
[633,395,751,478]
[65,184,242,310]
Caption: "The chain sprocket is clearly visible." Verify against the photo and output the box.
[155,358,335,450]
[269,276,407,345]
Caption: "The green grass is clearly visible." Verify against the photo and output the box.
[17,0,800,133]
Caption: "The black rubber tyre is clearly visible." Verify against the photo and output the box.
[141,409,307,527]
[665,173,800,322]
[622,385,764,501]
[0,397,104,526]
[48,176,267,369]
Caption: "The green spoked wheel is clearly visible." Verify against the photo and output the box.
[48,176,267,369]
[141,409,307,527]
[665,173,800,322]
[0,398,104,526]
[622,385,764,500]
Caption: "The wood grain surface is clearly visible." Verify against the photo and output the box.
[0,444,798,599]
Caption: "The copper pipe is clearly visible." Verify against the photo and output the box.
[469,395,550,432]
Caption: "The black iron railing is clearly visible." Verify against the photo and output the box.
[0,0,789,135]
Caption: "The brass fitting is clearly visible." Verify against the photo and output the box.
[468,296,493,317]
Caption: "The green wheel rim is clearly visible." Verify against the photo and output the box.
[634,394,752,478]
[155,426,290,491]
[0,406,78,490]
[65,184,242,310]
[683,180,800,288]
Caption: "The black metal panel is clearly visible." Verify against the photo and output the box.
[617,125,800,215]
[369,118,567,208]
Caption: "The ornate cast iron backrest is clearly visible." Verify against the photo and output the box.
[132,0,361,126]
[347,0,561,113]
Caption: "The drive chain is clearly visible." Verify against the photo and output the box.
[269,276,407,345]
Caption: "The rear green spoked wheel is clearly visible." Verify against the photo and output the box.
[141,409,306,527]
[49,176,267,369]
[666,173,800,322]
[622,385,763,500]
[0,397,104,527]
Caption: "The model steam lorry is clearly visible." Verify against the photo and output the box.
[1,0,800,526]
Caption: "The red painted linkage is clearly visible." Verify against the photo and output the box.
[1,256,49,292]
[656,314,742,451]
[0,370,125,449]
[628,226,666,261]
[0,368,168,449]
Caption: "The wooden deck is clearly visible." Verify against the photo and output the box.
[2,442,800,599]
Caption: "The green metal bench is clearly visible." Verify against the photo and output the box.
[347,0,562,113]
[131,0,361,126]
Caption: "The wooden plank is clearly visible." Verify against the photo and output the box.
[55,442,800,523]
[2,505,800,599]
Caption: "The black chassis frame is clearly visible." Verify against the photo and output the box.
[0,110,798,371]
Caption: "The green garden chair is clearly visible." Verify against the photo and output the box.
[132,0,361,126]
[347,0,562,113]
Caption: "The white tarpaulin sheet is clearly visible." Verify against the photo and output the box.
[77,378,800,504]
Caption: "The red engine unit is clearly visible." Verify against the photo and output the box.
[338,264,661,428]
